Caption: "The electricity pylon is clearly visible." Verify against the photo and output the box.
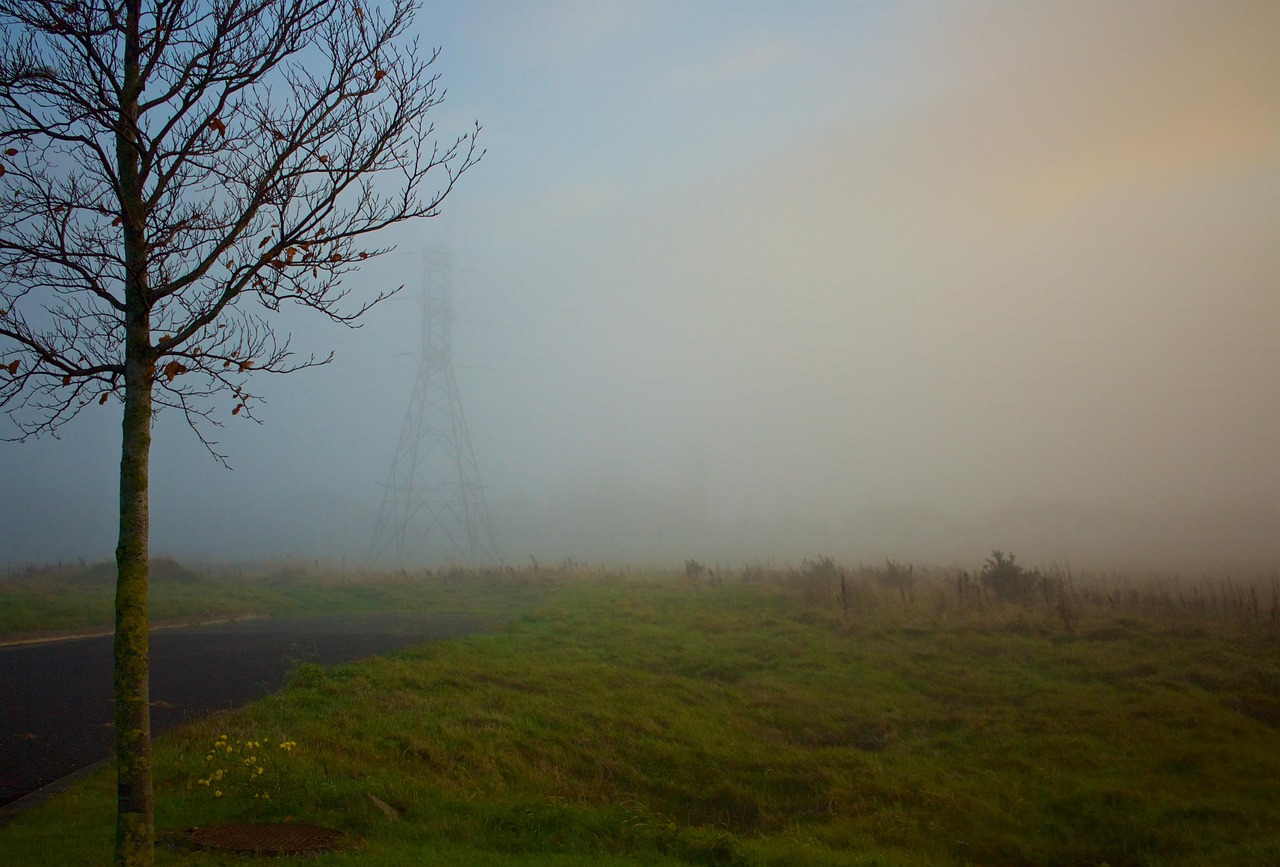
[369,248,497,566]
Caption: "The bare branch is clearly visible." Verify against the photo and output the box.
[0,0,481,443]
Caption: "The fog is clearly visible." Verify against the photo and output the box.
[2,1,1277,572]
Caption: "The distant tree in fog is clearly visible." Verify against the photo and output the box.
[0,1,480,862]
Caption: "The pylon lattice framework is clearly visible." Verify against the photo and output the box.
[369,249,497,566]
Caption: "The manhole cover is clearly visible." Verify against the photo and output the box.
[189,822,343,854]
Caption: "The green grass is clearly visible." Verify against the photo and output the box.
[0,559,550,640]
[1,567,1278,865]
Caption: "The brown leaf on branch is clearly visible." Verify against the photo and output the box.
[161,361,187,382]
[62,374,72,385]
[232,403,242,415]
[208,117,226,136]
[5,359,19,374]
[3,148,16,156]
[99,392,109,405]
[374,69,386,82]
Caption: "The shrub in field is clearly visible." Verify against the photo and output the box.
[980,550,1041,603]
[685,559,708,581]
[802,556,840,584]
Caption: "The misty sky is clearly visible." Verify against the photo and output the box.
[2,1,1277,571]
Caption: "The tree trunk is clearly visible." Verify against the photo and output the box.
[113,342,153,866]
[114,3,153,861]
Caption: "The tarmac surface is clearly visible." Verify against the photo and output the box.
[0,612,481,814]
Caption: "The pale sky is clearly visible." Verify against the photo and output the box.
[2,0,1277,570]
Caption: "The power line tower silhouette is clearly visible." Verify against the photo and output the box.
[369,248,497,566]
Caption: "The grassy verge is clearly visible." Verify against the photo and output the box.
[1,566,1277,865]
[0,559,553,641]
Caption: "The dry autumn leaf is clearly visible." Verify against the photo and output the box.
[232,403,243,415]
[5,359,19,374]
[3,148,16,156]
[99,392,109,405]
[208,117,226,136]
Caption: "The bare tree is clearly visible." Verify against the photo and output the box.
[0,1,480,862]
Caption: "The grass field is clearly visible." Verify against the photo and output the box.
[0,557,547,641]
[0,560,1277,865]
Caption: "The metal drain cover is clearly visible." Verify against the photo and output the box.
[188,822,343,854]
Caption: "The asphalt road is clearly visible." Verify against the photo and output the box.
[0,613,481,811]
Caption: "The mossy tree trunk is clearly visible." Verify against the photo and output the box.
[113,330,153,866]
[113,3,154,863]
